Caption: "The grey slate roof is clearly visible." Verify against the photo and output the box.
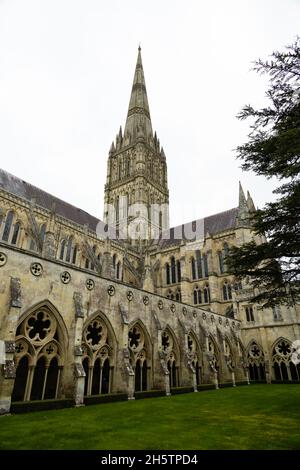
[158,208,239,249]
[0,168,238,244]
[0,168,100,230]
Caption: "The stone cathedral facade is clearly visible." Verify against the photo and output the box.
[0,48,299,414]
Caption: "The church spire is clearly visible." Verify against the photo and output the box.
[124,47,153,142]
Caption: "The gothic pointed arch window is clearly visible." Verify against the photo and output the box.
[247,342,265,382]
[162,328,180,388]
[82,315,114,396]
[175,288,181,302]
[223,280,232,301]
[128,322,151,392]
[272,339,300,382]
[203,253,209,277]
[12,306,64,402]
[72,245,78,265]
[165,263,170,285]
[218,251,224,274]
[171,257,176,284]
[191,257,196,280]
[116,261,121,280]
[59,239,66,261]
[65,237,73,263]
[203,284,210,303]
[2,210,14,242]
[193,286,201,305]
[176,260,181,282]
[11,221,21,245]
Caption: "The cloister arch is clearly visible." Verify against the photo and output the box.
[128,319,152,392]
[12,300,67,402]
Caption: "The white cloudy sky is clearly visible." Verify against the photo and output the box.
[0,0,299,227]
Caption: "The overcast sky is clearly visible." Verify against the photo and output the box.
[0,0,299,227]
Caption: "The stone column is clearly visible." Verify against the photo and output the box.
[73,292,85,406]
[119,304,135,399]
[0,277,22,415]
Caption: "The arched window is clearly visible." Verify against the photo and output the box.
[247,342,265,382]
[171,257,176,284]
[203,254,209,277]
[128,322,151,392]
[193,287,198,305]
[116,261,121,280]
[112,254,116,269]
[176,260,181,282]
[175,289,181,302]
[72,245,78,265]
[65,237,73,263]
[59,240,66,260]
[11,222,20,245]
[223,281,232,301]
[12,306,64,402]
[203,284,210,303]
[218,251,224,274]
[245,306,254,322]
[272,339,300,382]
[85,258,90,269]
[2,210,14,242]
[82,315,113,396]
[196,250,202,279]
[166,263,170,285]
[191,257,196,280]
[193,286,201,304]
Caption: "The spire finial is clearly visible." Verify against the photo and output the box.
[138,43,141,52]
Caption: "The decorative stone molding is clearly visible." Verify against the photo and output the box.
[151,310,162,330]
[30,262,43,277]
[143,295,149,305]
[73,292,84,318]
[127,290,134,301]
[107,285,115,296]
[0,252,7,267]
[3,359,16,378]
[5,341,15,354]
[86,278,95,291]
[74,345,83,356]
[158,299,163,310]
[10,277,22,308]
[60,271,71,284]
[119,304,129,325]
[74,363,86,378]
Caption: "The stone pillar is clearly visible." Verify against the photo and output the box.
[73,292,85,406]
[119,304,135,399]
[0,277,22,415]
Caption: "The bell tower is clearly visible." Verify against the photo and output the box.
[103,47,169,244]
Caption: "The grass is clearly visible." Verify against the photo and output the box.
[0,384,300,450]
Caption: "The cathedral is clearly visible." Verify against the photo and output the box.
[0,48,299,414]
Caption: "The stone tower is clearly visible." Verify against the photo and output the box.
[103,47,169,245]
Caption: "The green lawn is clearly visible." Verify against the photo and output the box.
[1,384,300,450]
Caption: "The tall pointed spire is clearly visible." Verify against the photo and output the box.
[124,47,153,142]
[238,181,247,210]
